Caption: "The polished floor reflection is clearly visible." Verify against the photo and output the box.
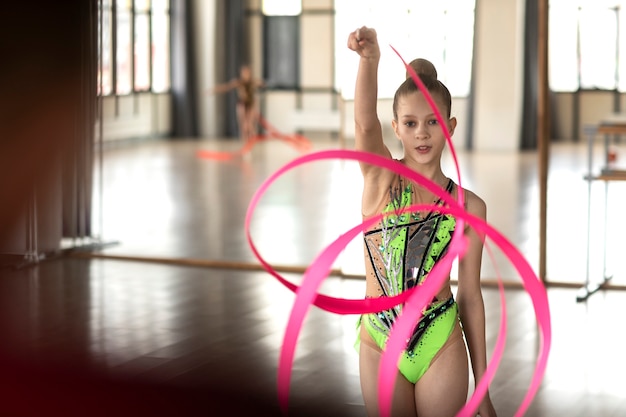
[94,137,626,287]
[2,136,626,416]
[2,257,626,416]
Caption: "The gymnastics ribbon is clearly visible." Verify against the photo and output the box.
[396,44,550,415]
[197,114,311,161]
[244,45,551,417]
[245,150,551,417]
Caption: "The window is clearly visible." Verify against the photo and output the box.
[262,0,301,89]
[152,0,171,93]
[98,0,113,95]
[263,16,300,89]
[97,0,170,96]
[334,0,476,99]
[134,0,151,91]
[116,0,133,94]
[549,0,625,92]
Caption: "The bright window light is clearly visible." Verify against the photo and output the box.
[334,0,475,99]
[549,0,626,92]
[262,0,302,16]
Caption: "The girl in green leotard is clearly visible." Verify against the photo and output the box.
[348,26,497,417]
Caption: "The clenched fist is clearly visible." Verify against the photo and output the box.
[347,26,380,61]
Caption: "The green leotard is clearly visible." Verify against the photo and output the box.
[359,175,461,384]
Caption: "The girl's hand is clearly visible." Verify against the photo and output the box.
[347,26,380,61]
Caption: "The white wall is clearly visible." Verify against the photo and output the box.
[471,0,525,151]
[194,0,220,137]
[300,14,334,88]
[552,91,623,141]
[98,93,171,142]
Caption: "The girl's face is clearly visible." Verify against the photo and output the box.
[391,91,456,167]
[240,66,251,80]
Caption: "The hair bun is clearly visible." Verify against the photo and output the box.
[406,58,437,80]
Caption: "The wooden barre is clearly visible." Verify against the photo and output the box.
[597,123,626,135]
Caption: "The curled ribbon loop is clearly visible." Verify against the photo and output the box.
[244,46,551,417]
[245,150,551,417]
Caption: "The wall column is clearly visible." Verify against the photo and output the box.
[472,0,526,151]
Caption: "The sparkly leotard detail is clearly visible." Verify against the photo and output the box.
[360,175,460,383]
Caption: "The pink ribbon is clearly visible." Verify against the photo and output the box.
[244,46,551,417]
[245,150,551,417]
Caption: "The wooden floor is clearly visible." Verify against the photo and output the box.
[2,136,626,416]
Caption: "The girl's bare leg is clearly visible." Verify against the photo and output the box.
[244,110,254,139]
[414,330,469,417]
[236,103,248,142]
[359,341,417,417]
[244,107,258,140]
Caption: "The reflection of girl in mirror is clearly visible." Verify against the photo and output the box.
[209,65,265,143]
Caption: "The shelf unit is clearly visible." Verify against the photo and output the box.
[578,121,626,301]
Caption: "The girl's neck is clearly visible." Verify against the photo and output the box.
[401,159,446,186]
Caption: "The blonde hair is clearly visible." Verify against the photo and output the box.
[394,58,451,119]
[406,58,437,80]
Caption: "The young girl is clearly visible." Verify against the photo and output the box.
[348,27,497,417]
[209,64,264,143]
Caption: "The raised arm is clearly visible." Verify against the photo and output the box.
[347,27,390,161]
[347,27,393,214]
[207,79,238,95]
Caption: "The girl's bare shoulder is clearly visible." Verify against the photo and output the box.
[458,186,486,219]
